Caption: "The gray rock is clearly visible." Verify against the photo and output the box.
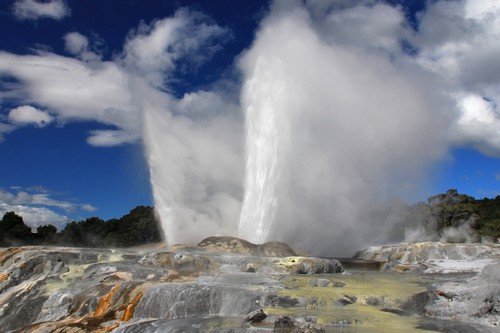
[274,315,325,332]
[246,308,267,323]
[336,295,357,306]
[422,263,500,327]
[310,278,330,287]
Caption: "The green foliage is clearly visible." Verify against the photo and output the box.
[57,206,162,247]
[0,206,162,248]
[475,196,500,239]
[36,224,58,244]
[0,212,32,246]
[104,206,162,247]
[1,191,497,247]
[428,190,500,240]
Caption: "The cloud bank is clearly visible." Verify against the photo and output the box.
[0,187,96,229]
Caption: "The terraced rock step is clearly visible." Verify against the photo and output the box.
[0,238,498,332]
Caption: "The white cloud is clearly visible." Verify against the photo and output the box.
[0,188,75,229]
[0,188,96,213]
[64,32,88,55]
[0,122,15,142]
[8,105,53,127]
[314,2,407,53]
[30,193,75,211]
[453,94,500,156]
[123,8,230,87]
[0,9,230,147]
[86,129,138,147]
[414,0,500,155]
[0,51,138,146]
[63,32,101,62]
[81,204,97,212]
[0,203,69,230]
[13,0,70,21]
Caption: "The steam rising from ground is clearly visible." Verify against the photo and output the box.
[235,0,499,255]
[124,11,245,245]
[238,2,448,254]
[1,0,499,254]
[142,87,243,244]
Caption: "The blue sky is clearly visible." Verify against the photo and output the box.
[0,0,498,231]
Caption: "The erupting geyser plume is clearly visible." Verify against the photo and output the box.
[141,0,499,255]
[237,2,448,254]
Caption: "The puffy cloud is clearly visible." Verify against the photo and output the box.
[414,0,500,155]
[452,94,500,156]
[0,187,96,229]
[313,2,408,53]
[81,204,97,212]
[123,9,230,87]
[0,188,95,212]
[63,32,101,62]
[64,32,88,55]
[8,105,53,127]
[0,9,230,147]
[0,203,69,230]
[13,0,70,21]
[0,51,138,146]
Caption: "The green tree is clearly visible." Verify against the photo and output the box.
[104,206,162,247]
[36,224,58,244]
[0,212,33,245]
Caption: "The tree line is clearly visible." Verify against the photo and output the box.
[0,206,162,248]
[0,190,498,248]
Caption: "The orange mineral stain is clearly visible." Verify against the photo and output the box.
[94,285,120,317]
[0,272,9,283]
[122,291,143,321]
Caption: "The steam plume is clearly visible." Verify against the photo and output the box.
[238,1,449,255]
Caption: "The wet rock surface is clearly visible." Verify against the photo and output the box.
[197,236,298,257]
[0,239,498,332]
[0,238,341,332]
[354,242,499,273]
[353,242,500,331]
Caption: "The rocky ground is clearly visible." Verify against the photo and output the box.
[0,237,498,332]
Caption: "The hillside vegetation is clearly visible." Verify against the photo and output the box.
[0,206,162,247]
[0,190,498,248]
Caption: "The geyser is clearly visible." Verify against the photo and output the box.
[143,2,449,255]
[142,0,498,255]
[237,3,448,255]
